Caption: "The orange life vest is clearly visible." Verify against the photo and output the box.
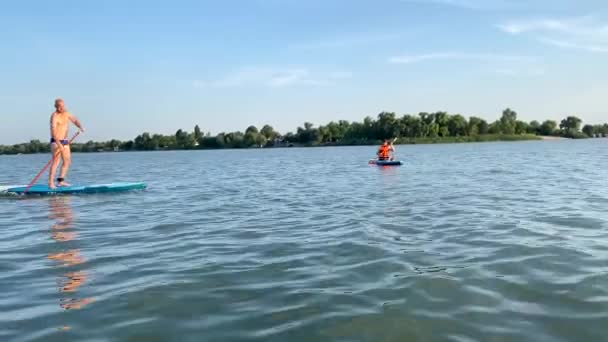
[378,144,390,158]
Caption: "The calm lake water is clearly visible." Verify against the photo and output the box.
[1,140,607,341]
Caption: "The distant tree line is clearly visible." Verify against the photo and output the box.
[1,108,607,155]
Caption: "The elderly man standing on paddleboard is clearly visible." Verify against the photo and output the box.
[49,98,85,189]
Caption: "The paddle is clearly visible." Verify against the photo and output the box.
[391,137,398,160]
[24,131,81,193]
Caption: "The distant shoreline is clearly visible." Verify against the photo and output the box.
[0,134,553,155]
[2,109,606,155]
[3,135,605,156]
[0,136,608,156]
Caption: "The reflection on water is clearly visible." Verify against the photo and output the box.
[47,196,94,316]
[374,164,401,191]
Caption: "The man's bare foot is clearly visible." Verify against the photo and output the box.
[58,181,71,187]
[49,183,57,189]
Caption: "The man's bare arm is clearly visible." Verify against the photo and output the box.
[68,113,85,132]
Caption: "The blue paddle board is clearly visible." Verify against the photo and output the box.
[2,182,147,195]
[369,159,403,166]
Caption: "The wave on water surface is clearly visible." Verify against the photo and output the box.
[1,141,607,341]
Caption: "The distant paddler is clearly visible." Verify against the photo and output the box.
[49,98,85,189]
[376,138,397,161]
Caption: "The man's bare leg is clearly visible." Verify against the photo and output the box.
[58,145,72,187]
[49,144,61,189]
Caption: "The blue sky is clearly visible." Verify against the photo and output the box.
[1,0,607,143]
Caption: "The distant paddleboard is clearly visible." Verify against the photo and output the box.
[368,159,403,166]
[2,182,147,195]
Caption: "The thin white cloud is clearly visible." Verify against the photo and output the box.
[540,37,608,53]
[499,16,608,37]
[499,16,608,53]
[389,52,533,64]
[499,19,573,35]
[389,52,543,77]
[194,67,352,88]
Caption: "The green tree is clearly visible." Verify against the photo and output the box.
[260,125,277,140]
[401,115,423,137]
[283,132,297,143]
[134,133,152,150]
[344,122,364,140]
[296,122,321,144]
[225,131,245,148]
[175,129,196,149]
[596,124,608,137]
[337,120,350,140]
[434,112,450,137]
[528,120,540,135]
[428,122,439,137]
[244,126,264,146]
[26,139,45,153]
[13,144,27,154]
[478,120,489,135]
[500,108,517,134]
[84,140,97,152]
[488,121,501,134]
[539,120,557,136]
[418,112,433,137]
[582,124,594,137]
[194,125,203,143]
[467,117,486,136]
[317,125,329,142]
[121,140,134,150]
[255,133,267,146]
[245,125,259,135]
[515,120,529,135]
[215,133,226,148]
[107,139,121,151]
[325,121,346,142]
[159,135,176,149]
[362,116,374,138]
[448,114,467,136]
[194,125,202,139]
[175,129,186,148]
[374,112,398,139]
[559,116,582,138]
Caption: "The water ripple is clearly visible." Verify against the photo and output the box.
[1,140,607,341]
